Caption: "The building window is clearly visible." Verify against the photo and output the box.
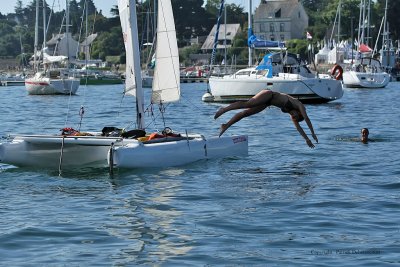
[298,12,301,18]
[270,23,275,32]
[280,23,284,32]
[275,9,281,18]
[260,23,265,32]
[270,34,275,41]
[280,34,285,41]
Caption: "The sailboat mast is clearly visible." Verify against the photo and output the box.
[34,0,39,73]
[65,0,70,67]
[248,0,252,66]
[43,0,46,49]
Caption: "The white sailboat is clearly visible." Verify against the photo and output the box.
[25,0,80,95]
[0,0,247,170]
[342,0,390,88]
[203,0,343,104]
[108,0,248,169]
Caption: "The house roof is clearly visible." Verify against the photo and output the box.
[201,24,241,50]
[254,0,303,19]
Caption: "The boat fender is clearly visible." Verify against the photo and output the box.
[330,64,343,80]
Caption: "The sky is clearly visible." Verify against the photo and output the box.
[1,0,261,18]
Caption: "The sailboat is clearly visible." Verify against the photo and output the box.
[108,0,248,169]
[203,0,343,104]
[25,0,80,95]
[0,0,248,170]
[342,0,390,88]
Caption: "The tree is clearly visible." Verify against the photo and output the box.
[172,0,210,46]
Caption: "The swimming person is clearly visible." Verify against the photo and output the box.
[361,128,369,143]
[214,89,318,148]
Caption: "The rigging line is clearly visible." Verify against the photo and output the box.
[179,93,204,113]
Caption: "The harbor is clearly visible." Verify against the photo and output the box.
[1,82,399,265]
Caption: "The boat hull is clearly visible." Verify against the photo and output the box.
[110,135,248,168]
[0,135,132,168]
[342,71,390,88]
[25,77,80,95]
[206,75,343,103]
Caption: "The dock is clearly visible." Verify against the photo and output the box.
[180,77,208,83]
[1,80,25,86]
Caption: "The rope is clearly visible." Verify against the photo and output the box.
[58,136,65,176]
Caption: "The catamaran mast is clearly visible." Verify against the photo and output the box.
[130,1,145,129]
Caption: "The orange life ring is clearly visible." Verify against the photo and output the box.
[330,64,343,80]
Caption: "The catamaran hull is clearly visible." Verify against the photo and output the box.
[342,71,390,88]
[0,135,130,168]
[110,135,248,168]
[206,75,343,103]
[25,77,80,95]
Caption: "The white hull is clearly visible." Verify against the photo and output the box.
[206,74,343,103]
[25,77,80,95]
[110,135,248,168]
[342,71,390,88]
[0,135,133,168]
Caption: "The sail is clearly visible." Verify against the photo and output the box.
[151,0,180,104]
[118,0,138,96]
[118,0,145,129]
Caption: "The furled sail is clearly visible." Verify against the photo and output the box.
[248,28,285,49]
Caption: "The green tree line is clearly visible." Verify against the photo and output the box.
[0,0,398,65]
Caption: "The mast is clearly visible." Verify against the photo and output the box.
[65,0,70,67]
[131,0,145,128]
[224,3,227,71]
[43,0,46,49]
[248,0,252,66]
[34,0,39,73]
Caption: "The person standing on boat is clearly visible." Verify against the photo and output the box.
[214,89,318,148]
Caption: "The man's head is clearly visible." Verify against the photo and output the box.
[361,128,369,143]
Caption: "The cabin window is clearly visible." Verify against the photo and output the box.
[236,71,251,76]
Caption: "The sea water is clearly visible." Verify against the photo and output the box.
[0,82,399,266]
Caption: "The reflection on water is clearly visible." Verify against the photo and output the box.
[102,170,193,265]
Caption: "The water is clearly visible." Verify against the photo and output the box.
[0,83,399,266]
